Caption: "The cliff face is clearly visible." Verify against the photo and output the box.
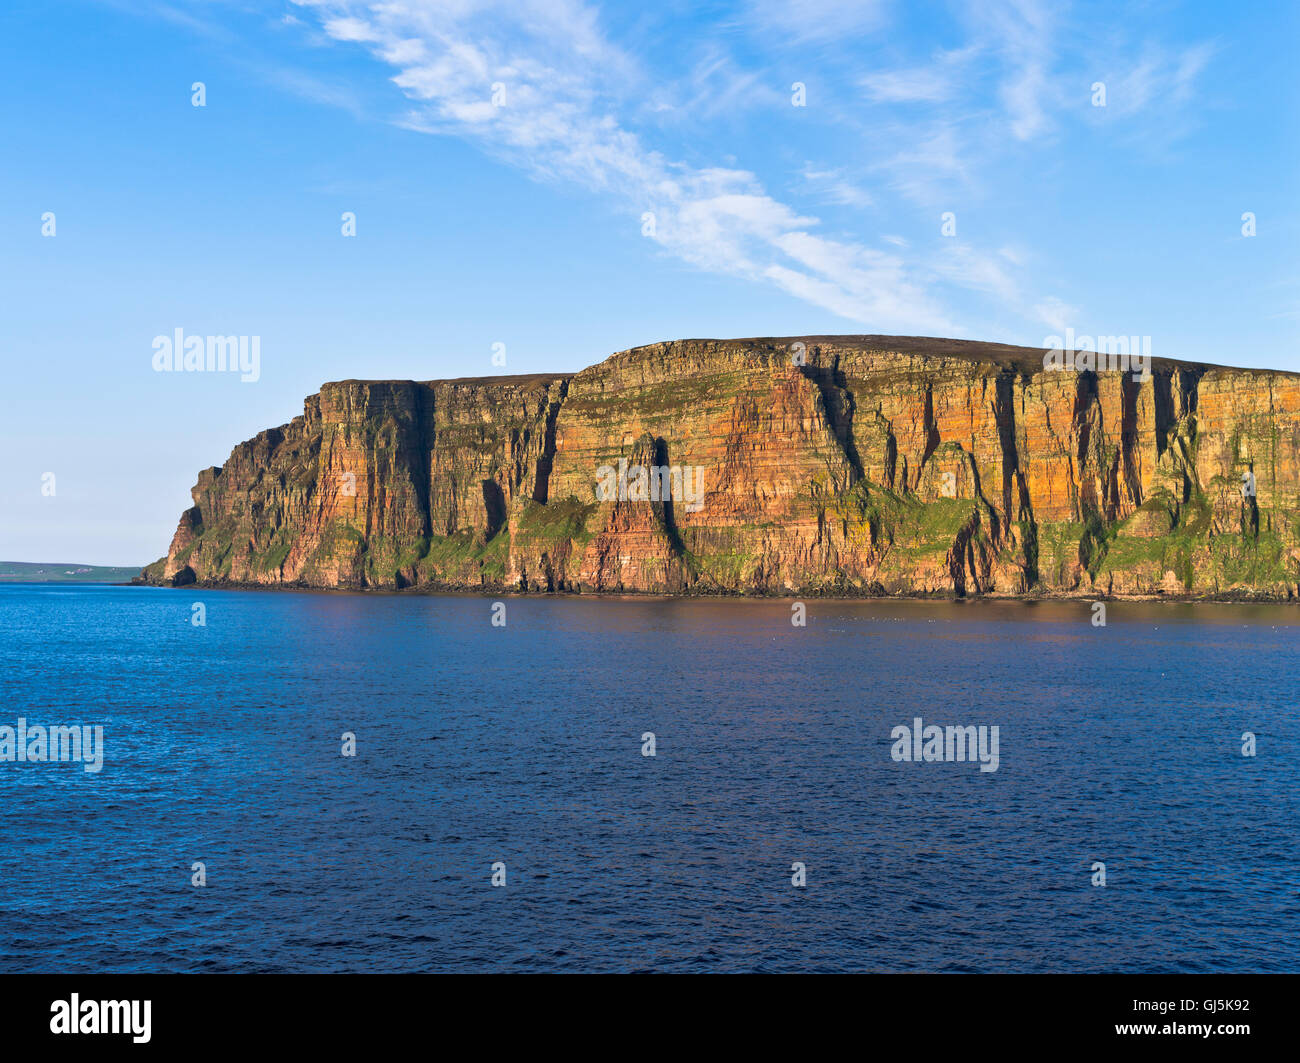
[141,336,1300,599]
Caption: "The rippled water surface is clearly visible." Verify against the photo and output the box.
[1,584,1297,972]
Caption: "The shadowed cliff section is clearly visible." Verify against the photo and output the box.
[798,353,864,487]
[531,380,569,505]
[140,336,1300,600]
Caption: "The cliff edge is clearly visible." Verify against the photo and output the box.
[140,336,1300,599]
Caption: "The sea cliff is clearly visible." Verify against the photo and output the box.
[140,336,1300,599]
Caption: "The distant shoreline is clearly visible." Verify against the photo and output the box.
[0,562,144,584]
[0,580,141,586]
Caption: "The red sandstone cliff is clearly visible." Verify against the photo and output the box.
[141,336,1300,599]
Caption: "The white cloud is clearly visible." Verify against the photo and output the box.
[1034,296,1078,334]
[1088,40,1217,149]
[322,16,379,42]
[869,123,971,206]
[860,67,954,103]
[289,0,981,332]
[932,243,1020,305]
[280,0,1205,339]
[981,0,1058,141]
[742,0,889,43]
[799,164,874,208]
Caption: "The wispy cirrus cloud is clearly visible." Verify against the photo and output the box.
[860,67,955,104]
[1084,39,1218,149]
[291,0,973,332]
[275,0,1216,340]
[799,164,874,208]
[740,0,889,44]
[853,1,1216,194]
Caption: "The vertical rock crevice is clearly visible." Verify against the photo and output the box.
[1072,370,1101,519]
[1119,370,1143,512]
[921,383,941,469]
[995,368,1038,586]
[651,436,688,559]
[531,378,569,504]
[799,353,864,484]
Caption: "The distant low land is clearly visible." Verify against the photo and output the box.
[0,562,141,583]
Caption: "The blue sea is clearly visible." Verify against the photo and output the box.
[1,583,1297,972]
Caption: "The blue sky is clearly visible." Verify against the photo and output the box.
[1,0,1296,564]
